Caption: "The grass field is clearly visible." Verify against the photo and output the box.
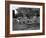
[13,18,40,31]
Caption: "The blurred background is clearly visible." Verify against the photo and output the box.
[0,0,46,38]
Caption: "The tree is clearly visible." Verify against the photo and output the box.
[13,10,15,18]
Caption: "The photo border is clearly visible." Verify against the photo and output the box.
[5,1,45,37]
[10,4,42,34]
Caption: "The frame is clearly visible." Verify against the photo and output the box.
[5,1,45,37]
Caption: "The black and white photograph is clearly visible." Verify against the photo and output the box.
[13,7,40,31]
[10,4,43,34]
